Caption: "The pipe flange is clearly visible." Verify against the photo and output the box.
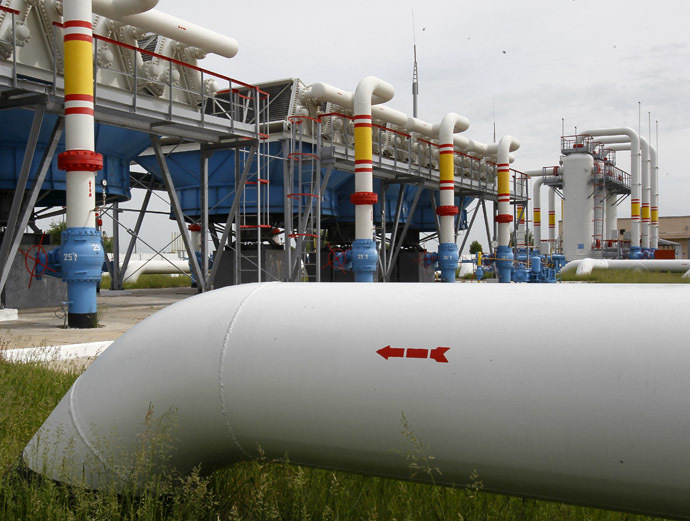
[58,150,104,172]
[496,214,513,223]
[350,192,378,206]
[436,205,459,216]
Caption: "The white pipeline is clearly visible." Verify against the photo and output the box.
[650,145,659,249]
[571,258,690,276]
[91,1,238,57]
[22,282,690,520]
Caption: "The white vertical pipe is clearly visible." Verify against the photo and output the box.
[532,178,544,254]
[496,136,520,248]
[650,145,658,249]
[580,128,640,250]
[548,187,556,253]
[352,77,394,242]
[438,113,470,244]
[62,0,98,229]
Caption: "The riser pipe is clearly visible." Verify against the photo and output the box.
[495,135,520,282]
[436,113,470,282]
[532,178,544,254]
[579,128,641,257]
[57,0,105,328]
[23,282,690,520]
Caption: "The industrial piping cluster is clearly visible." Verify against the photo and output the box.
[27,0,239,326]
[302,79,519,283]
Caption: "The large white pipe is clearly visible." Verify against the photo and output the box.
[496,135,520,248]
[573,258,690,276]
[23,282,690,519]
[579,128,641,252]
[91,1,238,57]
[438,113,470,245]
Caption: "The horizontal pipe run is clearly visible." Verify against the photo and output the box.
[22,282,690,520]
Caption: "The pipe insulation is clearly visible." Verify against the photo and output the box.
[23,282,690,519]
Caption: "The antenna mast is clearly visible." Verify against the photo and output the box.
[412,9,419,118]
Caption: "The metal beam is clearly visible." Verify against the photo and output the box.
[200,145,210,291]
[386,185,406,269]
[386,182,424,279]
[482,199,494,256]
[151,135,204,286]
[459,200,480,257]
[204,145,258,291]
[0,115,63,298]
[120,175,156,280]
[0,105,45,276]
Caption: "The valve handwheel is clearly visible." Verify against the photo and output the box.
[18,233,56,288]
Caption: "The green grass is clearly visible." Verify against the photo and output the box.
[560,268,690,284]
[101,274,192,290]
[0,348,667,521]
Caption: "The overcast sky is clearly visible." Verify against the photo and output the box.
[110,0,689,253]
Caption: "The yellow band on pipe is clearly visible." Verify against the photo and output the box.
[631,202,640,218]
[439,154,454,182]
[652,209,658,222]
[642,206,650,220]
[64,40,94,96]
[354,126,372,161]
[534,210,541,224]
[497,171,509,195]
[549,214,556,226]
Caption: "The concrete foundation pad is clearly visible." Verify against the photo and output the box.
[0,308,18,322]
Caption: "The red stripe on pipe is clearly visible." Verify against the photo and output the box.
[65,107,95,116]
[355,159,373,164]
[65,94,94,102]
[439,150,454,155]
[498,163,510,167]
[64,34,92,43]
[64,20,92,28]
[354,115,372,119]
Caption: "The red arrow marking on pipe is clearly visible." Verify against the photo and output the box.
[376,346,450,363]
[376,345,405,360]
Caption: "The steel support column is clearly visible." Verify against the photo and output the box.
[151,135,203,286]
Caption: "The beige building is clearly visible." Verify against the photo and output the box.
[617,216,690,259]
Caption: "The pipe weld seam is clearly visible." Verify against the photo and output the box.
[219,283,276,459]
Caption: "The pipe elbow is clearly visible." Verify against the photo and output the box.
[22,284,272,490]
[497,135,519,164]
[436,113,471,144]
[354,76,394,115]
[92,0,159,18]
[302,82,353,109]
